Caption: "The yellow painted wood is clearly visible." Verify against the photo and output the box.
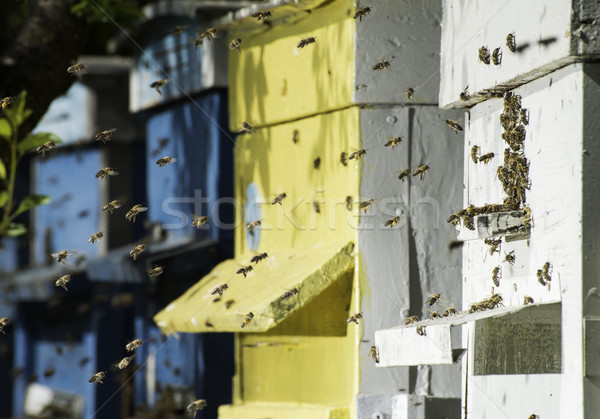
[228,0,355,129]
[219,402,349,419]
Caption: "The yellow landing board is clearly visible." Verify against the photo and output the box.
[219,402,349,419]
[153,241,354,333]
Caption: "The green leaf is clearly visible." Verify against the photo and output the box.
[6,223,26,237]
[0,159,5,180]
[2,91,30,128]
[18,132,62,156]
[0,191,7,207]
[0,118,10,140]
[13,194,50,218]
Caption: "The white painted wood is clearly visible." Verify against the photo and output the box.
[391,394,425,419]
[376,323,453,366]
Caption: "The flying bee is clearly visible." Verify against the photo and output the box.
[359,199,374,213]
[393,168,410,182]
[241,312,254,328]
[471,145,480,164]
[55,275,71,291]
[384,216,400,228]
[447,214,460,226]
[492,47,502,65]
[426,293,441,306]
[147,266,164,278]
[239,122,256,134]
[117,355,135,370]
[95,128,117,143]
[506,33,517,52]
[442,306,457,317]
[67,63,86,75]
[43,368,55,378]
[89,371,105,384]
[129,244,146,261]
[0,96,14,109]
[126,339,143,352]
[170,25,187,35]
[445,120,463,134]
[504,251,515,264]
[297,37,316,48]
[51,250,75,264]
[347,312,363,324]
[251,10,272,21]
[416,325,426,336]
[520,108,529,125]
[187,399,208,414]
[292,129,299,144]
[272,192,287,205]
[349,149,367,160]
[36,141,56,156]
[405,87,415,101]
[313,202,321,213]
[478,46,491,64]
[150,79,169,94]
[229,38,242,52]
[314,157,321,169]
[88,232,104,244]
[412,164,430,181]
[404,315,419,325]
[340,152,348,166]
[125,204,148,222]
[372,59,391,71]
[345,196,353,211]
[190,36,203,49]
[251,252,268,264]
[198,27,218,41]
[460,86,471,101]
[479,152,495,164]
[384,136,402,149]
[492,267,501,286]
[237,265,253,278]
[542,262,552,282]
[156,156,177,167]
[281,288,299,300]
[246,220,261,235]
[524,296,534,305]
[191,214,209,228]
[0,317,8,334]
[225,299,235,309]
[95,167,119,180]
[369,345,380,363]
[353,6,371,21]
[211,284,228,297]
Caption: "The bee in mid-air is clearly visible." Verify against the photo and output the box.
[241,312,254,328]
[229,38,242,52]
[479,152,495,164]
[0,96,14,109]
[412,164,430,181]
[492,47,502,65]
[125,204,148,222]
[492,266,501,287]
[460,86,471,101]
[292,129,299,144]
[55,275,71,291]
[129,244,146,261]
[314,157,321,169]
[504,251,515,264]
[416,325,426,336]
[211,284,228,298]
[95,128,117,143]
[51,250,75,264]
[237,265,253,278]
[542,262,552,282]
[43,368,55,378]
[340,152,348,166]
[405,87,415,101]
[506,33,516,52]
[426,293,441,306]
[404,315,419,325]
[225,299,235,309]
[36,141,56,156]
[384,216,400,228]
[347,312,363,324]
[353,6,371,21]
[126,339,143,352]
[471,145,480,163]
[345,196,353,211]
[156,156,177,167]
[191,214,209,228]
[281,288,299,300]
[0,317,8,334]
[372,59,391,71]
[102,200,121,213]
[478,46,491,64]
[397,168,410,182]
[170,25,188,35]
[349,149,367,160]
[272,192,287,205]
[89,371,105,384]
[239,122,256,135]
[369,345,380,363]
[117,355,135,370]
[150,79,169,94]
[246,220,261,235]
[251,252,268,264]
[147,266,164,279]
[297,37,316,48]
[67,63,86,75]
[384,136,402,149]
[251,10,272,21]
[313,201,321,213]
[187,399,208,414]
[359,199,374,213]
[484,238,501,255]
[445,120,463,134]
[447,214,460,227]
[88,232,104,244]
[95,167,119,180]
[523,296,534,305]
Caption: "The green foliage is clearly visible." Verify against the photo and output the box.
[13,195,51,218]
[6,223,26,237]
[2,91,32,128]
[71,0,143,26]
[0,118,10,140]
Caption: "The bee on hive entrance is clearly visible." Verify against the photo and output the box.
[129,244,146,260]
[460,86,471,101]
[372,59,391,71]
[506,33,517,52]
[478,46,491,64]
[191,214,209,228]
[281,288,299,300]
[542,262,552,282]
[156,156,177,167]
[340,152,348,166]
[445,120,463,134]
[442,306,457,317]
[404,316,419,325]
[384,216,400,228]
[416,325,426,336]
[353,7,371,21]
[492,47,502,65]
[504,251,515,265]
[479,153,495,164]
[95,167,119,180]
[67,63,86,76]
[241,312,254,328]
[412,164,430,181]
[471,145,480,163]
[524,296,534,305]
[297,37,316,48]
[492,267,501,287]
[150,79,169,94]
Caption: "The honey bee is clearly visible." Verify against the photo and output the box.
[479,152,494,164]
[313,202,321,213]
[246,220,261,235]
[506,33,516,52]
[251,10,272,21]
[492,267,501,286]
[426,293,441,306]
[0,317,9,334]
[211,284,228,297]
[314,157,321,169]
[125,204,148,222]
[51,250,75,264]
[236,265,253,278]
[198,27,218,41]
[442,306,457,317]
[340,152,348,166]
[369,345,380,363]
[416,325,426,336]
[190,36,204,49]
[471,146,480,164]
[239,122,256,134]
[55,275,71,291]
[126,339,143,351]
[292,129,299,144]
[36,141,56,156]
[95,128,117,143]
[147,266,164,278]
[384,136,402,149]
[345,196,353,211]
[542,262,552,282]
[520,108,529,125]
[404,315,419,325]
[359,199,374,213]
[88,232,104,244]
[460,86,471,101]
[117,355,135,370]
[43,368,55,378]
[347,312,363,324]
[67,63,86,75]
[229,38,242,52]
[398,168,410,181]
[522,206,532,228]
[445,120,463,134]
[405,87,415,101]
[492,47,502,65]
[150,79,169,94]
[349,149,367,160]
[0,96,14,109]
[241,312,254,328]
[129,244,146,261]
[225,299,235,309]
[297,37,316,48]
[89,371,105,384]
[478,46,491,64]
[523,296,534,305]
[353,6,371,21]
[447,214,460,227]
[187,399,208,413]
[95,167,119,180]
[372,59,391,71]
[412,164,430,181]
[429,310,441,320]
[251,252,268,264]
[170,25,188,35]
[536,269,545,286]
[384,216,400,228]
[281,288,299,300]
[504,251,515,264]
[191,214,209,228]
[156,156,177,167]
[272,192,287,205]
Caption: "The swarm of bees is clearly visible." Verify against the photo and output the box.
[354,6,371,21]
[241,312,254,328]
[125,204,148,222]
[297,37,316,48]
[156,156,177,167]
[55,275,71,291]
[129,244,146,260]
[95,167,119,180]
[347,312,363,324]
